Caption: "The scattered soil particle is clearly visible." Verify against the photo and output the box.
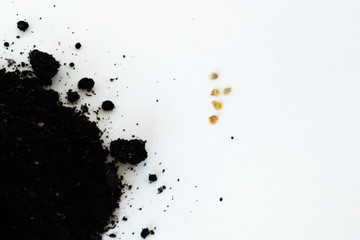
[102,100,115,111]
[211,101,223,110]
[109,233,116,238]
[17,20,29,31]
[208,115,219,124]
[75,42,81,49]
[209,72,218,80]
[220,197,223,201]
[69,62,75,67]
[122,216,128,221]
[140,229,149,239]
[66,89,80,103]
[231,136,234,140]
[140,228,155,239]
[110,139,148,165]
[78,77,95,91]
[157,185,166,194]
[4,42,9,47]
[29,49,60,85]
[80,104,89,114]
[148,174,157,183]
[210,88,220,96]
[7,58,15,67]
[223,87,232,95]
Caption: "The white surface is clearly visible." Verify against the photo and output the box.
[1,0,360,239]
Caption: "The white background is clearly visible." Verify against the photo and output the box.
[1,0,360,239]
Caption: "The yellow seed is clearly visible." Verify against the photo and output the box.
[209,72,218,80]
[208,115,219,124]
[210,88,220,96]
[223,87,232,95]
[211,101,223,110]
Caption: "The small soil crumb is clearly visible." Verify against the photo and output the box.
[75,42,82,49]
[109,233,116,238]
[122,216,128,221]
[231,136,234,140]
[209,72,218,80]
[7,59,16,67]
[223,87,232,95]
[17,20,29,31]
[4,42,9,47]
[148,174,157,183]
[66,89,80,103]
[210,88,220,96]
[78,77,95,91]
[140,228,155,239]
[80,104,89,114]
[208,115,219,124]
[220,197,223,201]
[69,62,75,67]
[211,101,223,110]
[110,139,148,165]
[102,100,115,111]
[158,185,166,194]
[29,50,60,85]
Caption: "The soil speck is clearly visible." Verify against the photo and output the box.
[78,77,95,91]
[102,100,115,111]
[17,20,29,31]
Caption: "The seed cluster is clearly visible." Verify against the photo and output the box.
[208,72,232,124]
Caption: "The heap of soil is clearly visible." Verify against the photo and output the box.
[0,49,146,239]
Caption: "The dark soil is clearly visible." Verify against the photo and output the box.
[157,185,166,194]
[102,100,114,111]
[17,20,29,31]
[78,78,95,91]
[110,139,148,165]
[29,50,60,85]
[80,104,89,114]
[75,42,81,49]
[149,174,157,183]
[0,48,147,239]
[66,89,80,103]
[140,228,154,239]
